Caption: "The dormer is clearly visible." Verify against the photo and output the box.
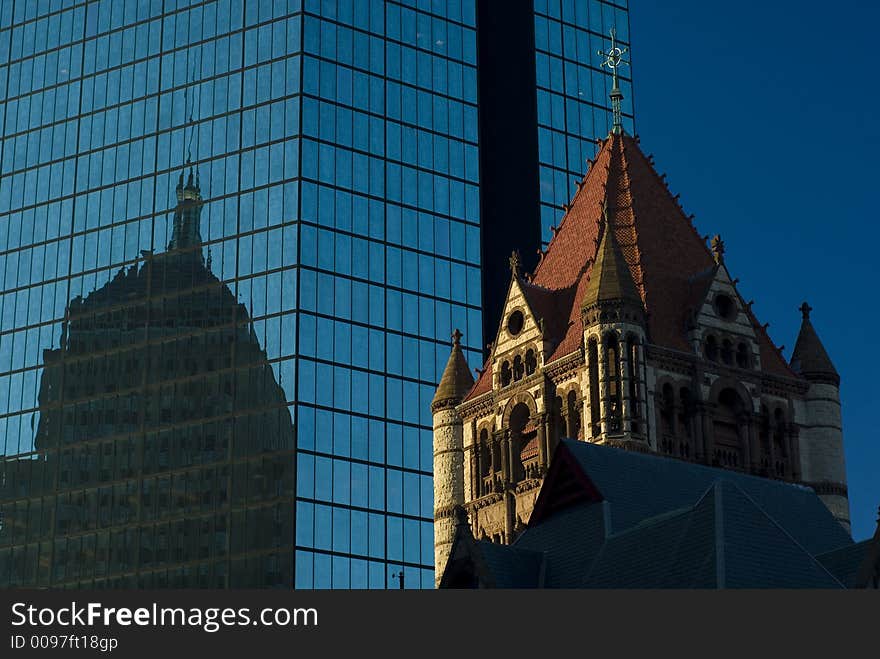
[491,253,550,391]
[686,236,760,371]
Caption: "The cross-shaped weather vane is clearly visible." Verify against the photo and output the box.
[597,27,629,134]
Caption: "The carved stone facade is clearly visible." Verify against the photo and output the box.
[432,130,850,579]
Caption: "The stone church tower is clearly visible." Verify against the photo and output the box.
[432,128,849,579]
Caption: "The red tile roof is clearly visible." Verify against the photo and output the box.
[462,132,794,403]
[464,356,493,400]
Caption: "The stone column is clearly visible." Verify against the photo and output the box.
[596,338,608,436]
[789,423,801,481]
[738,412,751,472]
[504,491,516,544]
[469,444,479,501]
[619,337,632,434]
[747,415,759,474]
[500,431,511,486]
[537,413,548,472]
[691,400,704,462]
[700,403,714,465]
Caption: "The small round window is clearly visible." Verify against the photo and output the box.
[714,294,736,321]
[507,310,524,336]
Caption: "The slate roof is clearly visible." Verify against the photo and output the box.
[583,480,843,588]
[432,332,475,409]
[474,541,544,588]
[816,540,873,587]
[790,305,839,385]
[562,440,852,555]
[444,440,862,588]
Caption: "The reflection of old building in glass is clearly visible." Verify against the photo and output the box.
[0,169,295,588]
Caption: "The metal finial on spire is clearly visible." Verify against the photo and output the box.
[508,250,522,278]
[710,234,725,264]
[799,302,813,319]
[597,27,629,135]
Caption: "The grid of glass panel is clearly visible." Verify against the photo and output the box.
[0,0,481,589]
[534,0,632,244]
[0,0,305,589]
[292,0,481,589]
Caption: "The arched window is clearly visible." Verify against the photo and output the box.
[736,343,750,368]
[758,405,770,475]
[567,390,581,439]
[509,402,531,483]
[524,349,537,376]
[678,387,693,457]
[704,335,718,362]
[512,355,524,381]
[479,429,491,481]
[605,334,622,433]
[627,336,640,433]
[588,338,600,437]
[773,408,787,477]
[721,339,734,365]
[713,388,744,468]
[500,361,511,387]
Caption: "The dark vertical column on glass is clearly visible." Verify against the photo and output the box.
[476,0,541,349]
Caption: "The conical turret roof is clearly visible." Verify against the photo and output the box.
[581,203,643,310]
[432,330,475,411]
[791,303,839,385]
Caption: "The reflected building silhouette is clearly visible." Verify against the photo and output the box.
[0,168,295,588]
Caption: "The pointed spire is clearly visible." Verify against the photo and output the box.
[790,302,839,385]
[432,329,475,411]
[581,200,642,312]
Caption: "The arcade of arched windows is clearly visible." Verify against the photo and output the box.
[656,381,797,480]
[656,381,696,459]
[498,345,539,388]
[586,332,645,438]
[472,393,544,498]
[551,384,583,443]
[757,404,795,479]
[475,424,504,498]
[702,333,753,369]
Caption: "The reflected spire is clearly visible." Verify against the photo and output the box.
[168,57,204,258]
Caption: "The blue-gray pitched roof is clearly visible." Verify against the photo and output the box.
[561,439,852,555]
[513,501,608,587]
[474,541,544,588]
[449,441,861,589]
[581,480,843,588]
[816,540,873,587]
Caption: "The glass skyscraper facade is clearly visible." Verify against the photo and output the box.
[0,0,628,589]
[533,0,632,244]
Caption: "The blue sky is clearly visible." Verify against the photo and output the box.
[630,0,879,540]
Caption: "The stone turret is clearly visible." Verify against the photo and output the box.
[431,329,474,586]
[790,302,849,532]
[580,201,648,445]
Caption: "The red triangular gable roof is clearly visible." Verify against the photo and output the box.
[462,132,794,404]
